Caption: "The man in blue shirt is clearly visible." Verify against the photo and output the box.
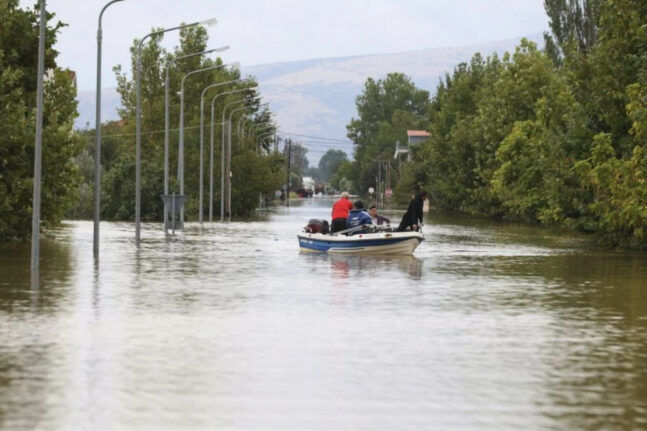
[347,201,372,229]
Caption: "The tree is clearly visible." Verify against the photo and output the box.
[346,73,430,194]
[329,160,356,193]
[543,0,600,61]
[583,0,647,157]
[0,1,81,241]
[412,53,501,210]
[317,149,347,182]
[575,133,647,248]
[282,139,308,192]
[92,24,271,221]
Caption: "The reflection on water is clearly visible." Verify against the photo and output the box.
[301,253,422,280]
[0,199,646,430]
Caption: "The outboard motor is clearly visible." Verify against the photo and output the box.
[306,219,329,234]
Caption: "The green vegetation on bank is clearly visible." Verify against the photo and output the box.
[0,0,81,241]
[77,25,282,222]
[340,0,647,249]
[1,0,286,241]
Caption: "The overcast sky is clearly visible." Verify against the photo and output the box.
[21,0,549,91]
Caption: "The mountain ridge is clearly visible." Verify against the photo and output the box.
[75,33,544,163]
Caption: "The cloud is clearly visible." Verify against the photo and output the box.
[24,0,548,90]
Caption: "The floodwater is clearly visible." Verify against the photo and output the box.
[1,198,646,430]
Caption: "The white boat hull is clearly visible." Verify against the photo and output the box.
[297,231,424,255]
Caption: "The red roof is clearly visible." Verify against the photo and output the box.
[407,130,430,137]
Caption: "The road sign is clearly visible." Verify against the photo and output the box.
[385,188,393,197]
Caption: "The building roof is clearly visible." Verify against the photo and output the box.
[407,130,430,137]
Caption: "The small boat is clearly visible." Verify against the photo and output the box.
[297,222,424,255]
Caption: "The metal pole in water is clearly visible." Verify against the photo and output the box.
[171,192,176,235]
[31,0,46,270]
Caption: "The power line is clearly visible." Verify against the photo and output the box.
[87,127,349,147]
[88,124,204,139]
[279,131,353,144]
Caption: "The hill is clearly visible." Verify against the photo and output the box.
[75,34,543,163]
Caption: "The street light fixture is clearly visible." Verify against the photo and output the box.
[253,126,277,152]
[207,85,257,221]
[93,0,125,259]
[136,17,217,243]
[256,132,276,150]
[237,116,250,137]
[219,96,261,220]
[163,45,228,231]
[249,123,276,138]
[197,77,243,223]
[31,0,46,271]
[177,61,237,223]
[226,102,269,220]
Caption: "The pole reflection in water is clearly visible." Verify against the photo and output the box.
[30,268,38,311]
[0,200,645,430]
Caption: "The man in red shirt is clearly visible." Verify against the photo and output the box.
[331,191,354,233]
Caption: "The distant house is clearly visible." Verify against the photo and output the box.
[394,130,430,162]
[44,68,78,91]
[407,130,430,145]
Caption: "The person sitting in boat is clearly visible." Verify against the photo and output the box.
[331,191,354,232]
[368,204,390,226]
[397,191,428,232]
[347,201,372,229]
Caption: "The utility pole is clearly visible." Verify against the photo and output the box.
[286,140,291,207]
[377,160,382,210]
[386,161,391,208]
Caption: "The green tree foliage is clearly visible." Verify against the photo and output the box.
[543,0,600,62]
[317,149,347,182]
[420,53,502,211]
[329,160,355,192]
[489,46,593,224]
[231,150,284,215]
[282,139,308,192]
[575,133,647,247]
[0,0,81,241]
[345,0,647,248]
[76,25,281,222]
[346,73,430,194]
[584,0,647,156]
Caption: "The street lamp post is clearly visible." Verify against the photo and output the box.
[136,17,217,244]
[237,116,249,138]
[247,123,275,151]
[177,62,232,224]
[208,85,257,221]
[255,127,276,151]
[197,76,241,223]
[94,0,124,258]
[31,0,46,270]
[256,131,276,147]
[249,123,275,139]
[226,102,269,219]
[219,97,260,220]
[163,46,228,232]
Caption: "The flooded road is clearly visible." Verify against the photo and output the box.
[1,199,646,430]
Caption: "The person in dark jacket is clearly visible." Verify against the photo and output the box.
[397,191,428,232]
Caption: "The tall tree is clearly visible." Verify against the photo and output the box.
[0,0,81,241]
[98,25,272,221]
[543,0,600,61]
[346,73,430,194]
[317,149,347,182]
